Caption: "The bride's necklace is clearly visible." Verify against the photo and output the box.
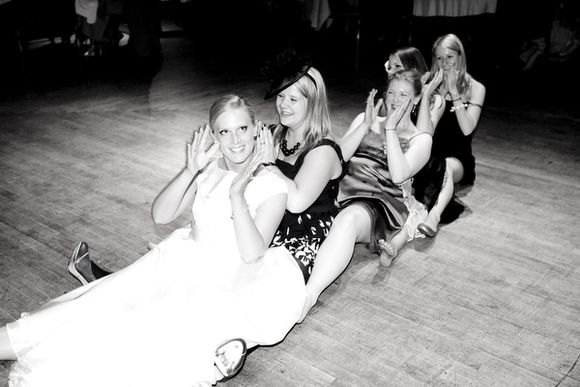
[280,137,301,156]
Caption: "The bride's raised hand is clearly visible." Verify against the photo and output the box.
[186,124,219,174]
[229,147,264,199]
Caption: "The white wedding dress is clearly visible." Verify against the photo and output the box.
[7,160,306,387]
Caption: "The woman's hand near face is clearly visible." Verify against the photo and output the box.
[363,89,383,134]
[152,125,218,225]
[229,148,264,199]
[446,69,460,98]
[384,95,411,132]
[424,69,443,98]
[187,125,219,175]
[338,89,384,161]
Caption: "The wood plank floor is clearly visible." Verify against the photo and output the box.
[1,36,579,386]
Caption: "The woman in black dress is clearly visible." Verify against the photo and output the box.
[414,33,486,237]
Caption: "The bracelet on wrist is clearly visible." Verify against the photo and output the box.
[261,162,276,167]
[452,97,462,102]
[231,205,249,219]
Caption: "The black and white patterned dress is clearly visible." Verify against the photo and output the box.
[271,139,347,283]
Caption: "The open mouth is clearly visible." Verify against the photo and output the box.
[229,145,246,153]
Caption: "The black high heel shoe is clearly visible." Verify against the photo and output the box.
[68,242,111,285]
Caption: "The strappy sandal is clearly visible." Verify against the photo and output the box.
[214,338,247,381]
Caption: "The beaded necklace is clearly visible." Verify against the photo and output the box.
[280,138,301,156]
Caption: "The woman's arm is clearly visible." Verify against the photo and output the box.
[449,75,486,136]
[260,126,342,214]
[151,168,198,224]
[151,125,219,224]
[229,150,287,263]
[385,131,432,184]
[417,70,445,134]
[273,145,342,213]
[339,90,382,161]
[231,191,287,263]
[430,94,446,128]
[383,97,432,184]
[339,113,366,161]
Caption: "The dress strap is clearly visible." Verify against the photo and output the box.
[405,130,431,142]
[309,138,346,165]
[303,138,348,180]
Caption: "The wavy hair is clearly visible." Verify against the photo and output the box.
[392,47,429,76]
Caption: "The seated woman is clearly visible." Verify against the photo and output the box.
[414,33,486,237]
[384,46,445,136]
[264,63,347,283]
[0,95,308,387]
[336,47,443,267]
[71,63,345,288]
[301,70,434,319]
[20,63,345,385]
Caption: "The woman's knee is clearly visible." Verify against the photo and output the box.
[334,205,371,242]
[445,157,464,184]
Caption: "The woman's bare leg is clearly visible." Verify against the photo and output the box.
[0,325,17,360]
[422,157,464,231]
[300,204,372,321]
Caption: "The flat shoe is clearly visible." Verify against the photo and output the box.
[214,338,247,381]
[417,223,437,238]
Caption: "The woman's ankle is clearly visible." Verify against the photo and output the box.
[424,210,441,229]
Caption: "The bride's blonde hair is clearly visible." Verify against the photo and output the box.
[209,94,255,130]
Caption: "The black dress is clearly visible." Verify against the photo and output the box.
[271,139,347,283]
[413,98,478,223]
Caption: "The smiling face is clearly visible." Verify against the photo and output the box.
[276,83,308,131]
[213,108,255,170]
[385,78,415,116]
[386,53,404,76]
[435,46,459,73]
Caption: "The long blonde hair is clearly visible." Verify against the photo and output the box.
[273,67,333,151]
[430,34,471,98]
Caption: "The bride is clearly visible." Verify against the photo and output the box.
[0,94,307,387]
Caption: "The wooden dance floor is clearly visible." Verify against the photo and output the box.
[1,35,579,386]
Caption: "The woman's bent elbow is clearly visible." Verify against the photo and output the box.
[286,199,308,214]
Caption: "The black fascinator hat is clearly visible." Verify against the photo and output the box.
[264,49,313,100]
